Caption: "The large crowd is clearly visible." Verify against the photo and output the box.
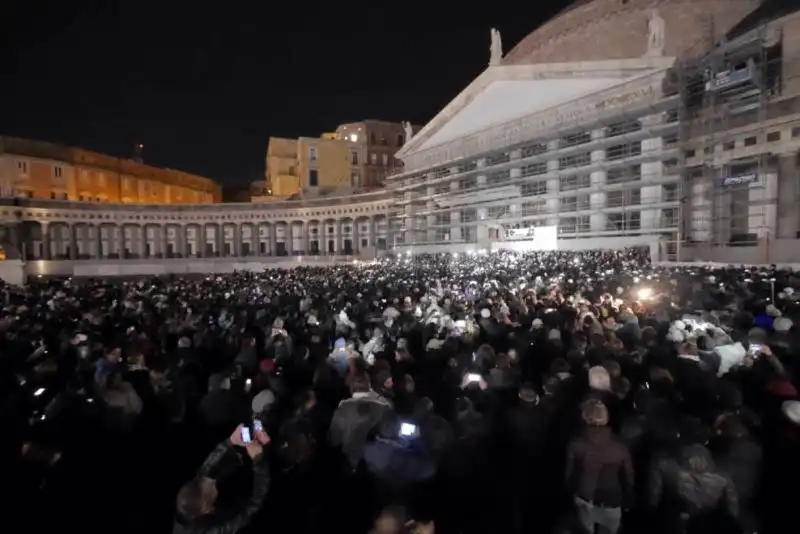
[2,248,799,534]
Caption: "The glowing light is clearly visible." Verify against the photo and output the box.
[637,288,653,300]
[349,134,358,142]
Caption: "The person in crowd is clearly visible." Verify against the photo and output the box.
[565,398,634,534]
[362,413,437,493]
[173,425,271,534]
[329,371,393,469]
[649,442,739,533]
[198,375,239,438]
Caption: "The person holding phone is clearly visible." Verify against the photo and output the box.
[173,425,271,534]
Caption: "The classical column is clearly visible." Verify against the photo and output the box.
[69,225,78,260]
[589,128,607,232]
[232,224,240,257]
[426,181,436,243]
[269,224,277,256]
[449,179,461,241]
[353,219,360,254]
[162,225,171,257]
[546,140,560,228]
[475,158,489,244]
[92,224,102,259]
[40,222,51,260]
[640,114,665,230]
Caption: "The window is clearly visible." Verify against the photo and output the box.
[662,183,679,201]
[397,134,404,146]
[17,161,28,173]
[370,152,377,164]
[661,208,679,227]
[381,153,388,165]
[723,141,735,150]
[685,149,696,158]
[560,196,578,211]
[458,176,477,190]
[520,143,547,158]
[351,151,359,165]
[486,153,510,165]
[521,200,546,216]
[488,206,509,219]
[606,142,642,161]
[559,174,590,191]
[744,136,757,146]
[558,152,591,170]
[487,170,510,185]
[605,119,641,138]
[434,182,450,195]
[559,217,577,234]
[559,132,591,149]
[766,131,781,142]
[351,172,361,187]
[369,132,376,145]
[792,126,800,138]
[520,162,547,177]
[50,192,57,199]
[521,181,547,197]
[54,166,63,178]
[309,147,317,161]
[309,169,319,187]
[607,188,641,207]
[606,165,641,184]
[457,161,477,173]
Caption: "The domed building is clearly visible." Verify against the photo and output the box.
[392,0,800,264]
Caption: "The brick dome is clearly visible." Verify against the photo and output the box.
[503,0,762,65]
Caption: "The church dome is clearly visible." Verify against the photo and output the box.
[502,0,762,65]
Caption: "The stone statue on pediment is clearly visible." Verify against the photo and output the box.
[489,28,503,66]
[646,9,665,56]
[402,121,413,144]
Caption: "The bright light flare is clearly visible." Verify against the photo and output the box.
[637,287,653,300]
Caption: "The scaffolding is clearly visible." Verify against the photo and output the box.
[677,13,800,263]
[389,94,682,251]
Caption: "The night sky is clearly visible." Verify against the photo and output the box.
[1,1,568,186]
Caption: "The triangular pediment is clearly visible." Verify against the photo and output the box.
[397,58,674,159]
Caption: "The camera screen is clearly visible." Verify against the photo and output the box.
[241,427,252,444]
[399,422,417,437]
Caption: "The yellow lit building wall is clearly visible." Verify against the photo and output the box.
[265,137,300,197]
[297,137,351,190]
[0,137,220,204]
